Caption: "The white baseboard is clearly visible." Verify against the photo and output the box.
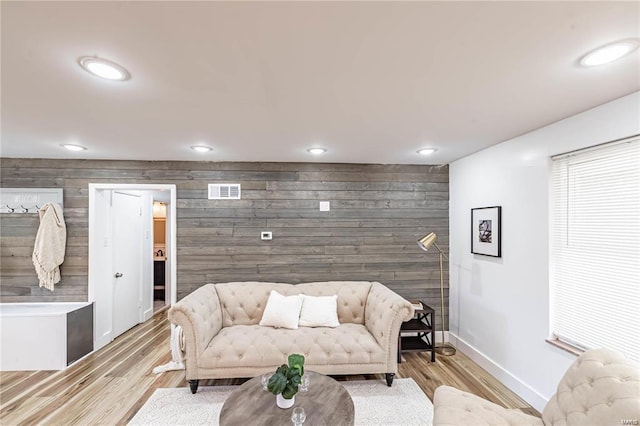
[449,333,548,412]
[143,307,153,322]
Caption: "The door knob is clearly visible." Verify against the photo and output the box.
[114,272,123,278]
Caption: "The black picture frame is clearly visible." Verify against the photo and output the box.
[471,206,502,257]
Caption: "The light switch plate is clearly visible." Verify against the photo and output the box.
[261,231,272,240]
[319,201,330,211]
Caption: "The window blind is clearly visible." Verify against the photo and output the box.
[550,136,640,362]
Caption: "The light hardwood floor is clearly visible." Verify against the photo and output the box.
[0,309,539,425]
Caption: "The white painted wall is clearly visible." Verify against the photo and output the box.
[449,91,640,412]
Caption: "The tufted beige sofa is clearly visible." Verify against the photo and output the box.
[433,348,640,426]
[168,281,414,393]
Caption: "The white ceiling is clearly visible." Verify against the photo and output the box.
[1,1,638,165]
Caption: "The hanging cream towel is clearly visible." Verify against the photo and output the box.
[32,202,66,291]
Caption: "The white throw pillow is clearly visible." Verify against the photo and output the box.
[259,290,303,329]
[298,294,340,328]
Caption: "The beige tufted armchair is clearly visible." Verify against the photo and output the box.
[433,348,640,426]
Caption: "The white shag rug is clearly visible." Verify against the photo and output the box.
[129,378,433,425]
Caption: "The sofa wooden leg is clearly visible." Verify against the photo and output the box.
[189,379,199,394]
[385,373,394,387]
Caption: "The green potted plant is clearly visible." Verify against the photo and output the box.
[267,353,305,408]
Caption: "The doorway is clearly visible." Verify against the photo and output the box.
[152,194,169,313]
[88,184,177,351]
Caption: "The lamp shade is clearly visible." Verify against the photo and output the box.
[417,232,437,251]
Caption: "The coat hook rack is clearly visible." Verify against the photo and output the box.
[0,189,63,214]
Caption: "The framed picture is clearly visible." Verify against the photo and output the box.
[471,206,502,257]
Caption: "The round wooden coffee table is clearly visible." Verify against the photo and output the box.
[219,371,355,425]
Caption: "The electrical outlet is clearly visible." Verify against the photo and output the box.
[261,231,272,240]
[319,201,330,211]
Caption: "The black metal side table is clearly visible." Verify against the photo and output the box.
[398,300,436,363]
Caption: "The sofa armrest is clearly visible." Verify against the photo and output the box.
[364,282,414,372]
[168,284,222,379]
[433,386,543,426]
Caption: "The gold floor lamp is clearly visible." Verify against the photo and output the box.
[417,232,456,356]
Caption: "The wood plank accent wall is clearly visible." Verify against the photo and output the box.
[0,159,450,328]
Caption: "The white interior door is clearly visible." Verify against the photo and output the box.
[112,191,143,338]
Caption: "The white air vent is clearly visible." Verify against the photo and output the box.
[208,183,241,200]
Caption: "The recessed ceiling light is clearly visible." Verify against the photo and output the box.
[579,39,639,67]
[78,56,130,81]
[191,145,213,153]
[417,148,437,155]
[307,148,327,155]
[61,144,87,152]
